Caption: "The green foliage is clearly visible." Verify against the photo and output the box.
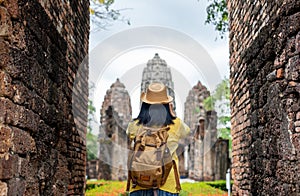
[88,100,96,133]
[203,79,229,111]
[85,180,227,195]
[219,116,230,125]
[203,96,216,111]
[203,78,229,111]
[86,181,102,191]
[87,132,98,160]
[218,115,231,146]
[204,0,228,39]
[86,180,127,195]
[214,78,230,100]
[87,83,98,161]
[203,78,232,153]
[90,0,130,30]
[193,106,201,114]
[206,180,233,191]
[218,127,232,153]
[180,181,226,195]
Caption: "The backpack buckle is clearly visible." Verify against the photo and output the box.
[146,129,152,136]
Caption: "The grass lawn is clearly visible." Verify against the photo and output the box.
[85,180,228,196]
[180,181,227,196]
[86,180,126,196]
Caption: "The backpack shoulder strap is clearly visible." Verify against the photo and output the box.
[142,125,170,131]
[172,160,181,191]
[126,170,131,192]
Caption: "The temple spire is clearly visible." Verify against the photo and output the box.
[141,53,176,109]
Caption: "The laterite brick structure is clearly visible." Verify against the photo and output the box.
[0,0,89,195]
[185,82,230,181]
[98,79,132,180]
[228,0,300,195]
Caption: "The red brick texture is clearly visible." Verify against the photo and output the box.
[0,0,89,195]
[228,0,300,195]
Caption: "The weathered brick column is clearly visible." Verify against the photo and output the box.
[228,0,299,195]
[0,0,89,195]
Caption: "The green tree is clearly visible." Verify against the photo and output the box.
[204,78,231,153]
[204,0,228,39]
[90,0,130,30]
[87,85,99,161]
[87,132,98,160]
[203,78,229,111]
[88,100,96,133]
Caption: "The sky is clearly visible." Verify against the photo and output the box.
[88,0,229,134]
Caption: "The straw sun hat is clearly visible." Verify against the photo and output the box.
[141,83,173,104]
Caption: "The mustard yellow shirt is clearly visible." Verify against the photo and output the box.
[126,117,190,193]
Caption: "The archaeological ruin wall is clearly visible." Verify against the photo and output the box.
[184,82,230,181]
[141,53,176,109]
[98,79,132,181]
[228,0,299,195]
[0,0,89,195]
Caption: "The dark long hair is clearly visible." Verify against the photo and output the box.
[134,102,176,127]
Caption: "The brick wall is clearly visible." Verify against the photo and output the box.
[0,0,89,195]
[229,0,299,195]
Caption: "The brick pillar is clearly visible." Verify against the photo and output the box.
[0,0,89,195]
[228,0,300,195]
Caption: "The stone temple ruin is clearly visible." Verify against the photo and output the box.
[98,79,132,180]
[141,53,176,110]
[184,82,230,181]
[92,54,230,181]
[1,1,298,195]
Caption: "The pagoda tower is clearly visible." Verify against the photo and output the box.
[98,79,132,180]
[184,81,229,181]
[141,53,176,109]
[100,78,132,131]
[184,81,210,132]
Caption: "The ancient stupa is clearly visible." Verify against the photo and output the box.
[184,81,229,181]
[98,79,132,180]
[141,53,176,109]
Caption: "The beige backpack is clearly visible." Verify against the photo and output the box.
[126,126,181,191]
